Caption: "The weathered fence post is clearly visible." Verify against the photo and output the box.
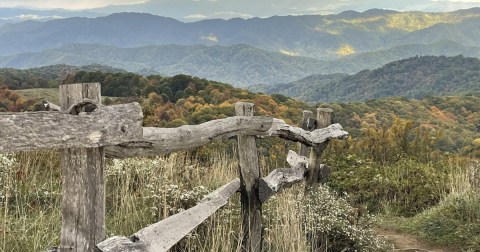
[235,102,262,252]
[59,83,105,252]
[305,108,333,191]
[299,110,315,157]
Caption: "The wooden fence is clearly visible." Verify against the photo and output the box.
[0,83,349,252]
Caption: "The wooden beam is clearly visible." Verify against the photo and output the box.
[96,179,240,252]
[105,116,273,158]
[259,151,308,203]
[0,102,143,153]
[267,119,348,147]
[104,117,348,159]
[59,83,107,252]
[235,102,263,252]
[306,108,334,191]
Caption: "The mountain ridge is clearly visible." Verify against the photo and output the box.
[2,8,480,59]
[2,41,479,87]
[252,55,480,102]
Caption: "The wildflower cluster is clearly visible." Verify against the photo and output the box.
[105,155,211,220]
[145,183,210,218]
[301,185,393,251]
[0,154,16,205]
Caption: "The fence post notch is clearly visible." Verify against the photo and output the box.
[235,102,262,252]
[59,83,105,252]
[299,110,315,157]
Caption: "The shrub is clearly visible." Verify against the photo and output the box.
[400,190,480,250]
[327,154,449,216]
[301,185,393,251]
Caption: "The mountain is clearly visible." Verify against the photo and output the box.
[334,40,480,72]
[249,73,348,102]
[3,40,480,87]
[0,8,103,23]
[253,55,480,102]
[2,9,480,59]
[0,43,338,87]
[0,64,127,89]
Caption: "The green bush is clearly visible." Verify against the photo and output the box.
[302,185,393,251]
[327,154,449,216]
[400,190,480,250]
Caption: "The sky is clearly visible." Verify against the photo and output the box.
[1,0,480,20]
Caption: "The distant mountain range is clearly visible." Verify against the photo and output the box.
[0,8,102,23]
[1,9,480,60]
[0,44,332,86]
[1,41,478,87]
[252,55,480,102]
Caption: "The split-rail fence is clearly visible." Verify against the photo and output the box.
[0,83,349,252]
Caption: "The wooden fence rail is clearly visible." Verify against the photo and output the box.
[0,83,349,252]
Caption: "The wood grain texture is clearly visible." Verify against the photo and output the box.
[105,116,273,158]
[0,102,143,153]
[59,83,107,252]
[236,102,263,252]
[96,179,240,252]
[267,118,348,147]
[306,108,334,191]
[104,117,348,159]
[299,110,315,157]
[259,151,308,203]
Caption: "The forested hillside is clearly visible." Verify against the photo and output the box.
[324,96,480,156]
[2,66,477,158]
[0,64,126,89]
[63,71,308,127]
[255,55,480,102]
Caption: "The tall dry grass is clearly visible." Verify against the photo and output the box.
[0,142,391,252]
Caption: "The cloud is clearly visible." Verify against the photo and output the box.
[200,34,219,42]
[184,14,208,19]
[1,14,65,21]
[0,0,148,10]
[185,11,253,20]
[433,0,480,2]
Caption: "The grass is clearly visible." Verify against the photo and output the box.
[379,161,480,251]
[15,88,59,104]
[0,144,392,252]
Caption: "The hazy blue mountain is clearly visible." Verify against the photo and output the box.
[254,55,480,103]
[0,43,339,86]
[334,40,480,71]
[82,0,480,22]
[0,8,103,23]
[249,73,348,102]
[1,41,479,87]
[1,9,480,59]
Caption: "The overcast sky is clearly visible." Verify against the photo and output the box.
[1,0,480,20]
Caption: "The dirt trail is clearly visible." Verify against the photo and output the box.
[375,228,460,252]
